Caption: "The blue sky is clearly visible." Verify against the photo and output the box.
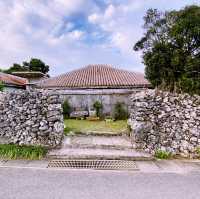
[0,0,199,76]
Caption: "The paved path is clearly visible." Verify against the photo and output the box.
[47,135,152,160]
[0,165,200,199]
[62,135,135,149]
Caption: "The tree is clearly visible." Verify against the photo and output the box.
[28,58,49,74]
[4,58,50,74]
[4,63,28,74]
[134,5,200,94]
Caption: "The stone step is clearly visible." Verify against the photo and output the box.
[47,148,153,161]
[67,131,126,137]
[62,135,135,150]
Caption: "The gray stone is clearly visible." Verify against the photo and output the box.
[54,122,64,133]
[70,110,89,118]
[0,90,64,147]
[129,89,200,157]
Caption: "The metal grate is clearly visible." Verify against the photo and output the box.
[47,159,138,170]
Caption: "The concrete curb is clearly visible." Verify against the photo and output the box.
[0,159,200,174]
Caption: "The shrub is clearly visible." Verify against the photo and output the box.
[155,150,172,159]
[93,101,103,117]
[0,144,47,160]
[113,102,128,120]
[62,100,71,119]
[195,148,200,156]
[0,81,4,92]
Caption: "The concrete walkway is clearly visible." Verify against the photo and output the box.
[47,135,152,160]
[62,135,135,149]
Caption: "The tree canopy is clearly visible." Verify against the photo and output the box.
[134,5,200,95]
[4,58,49,74]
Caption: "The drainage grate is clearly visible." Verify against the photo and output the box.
[47,159,138,170]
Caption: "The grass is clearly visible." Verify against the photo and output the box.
[64,119,128,135]
[0,144,47,160]
[155,150,172,159]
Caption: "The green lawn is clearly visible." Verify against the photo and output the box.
[64,119,128,135]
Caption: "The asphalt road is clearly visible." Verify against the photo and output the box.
[0,167,200,199]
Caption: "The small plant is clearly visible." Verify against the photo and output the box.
[105,115,113,122]
[93,101,103,117]
[155,150,172,159]
[113,102,128,120]
[62,100,71,119]
[0,144,47,160]
[64,127,74,135]
[0,81,4,92]
[195,148,200,157]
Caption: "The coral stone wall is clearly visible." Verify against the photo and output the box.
[128,90,200,157]
[0,90,64,147]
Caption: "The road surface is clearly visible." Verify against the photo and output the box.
[0,166,200,199]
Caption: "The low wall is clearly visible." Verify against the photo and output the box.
[0,90,64,147]
[128,90,200,157]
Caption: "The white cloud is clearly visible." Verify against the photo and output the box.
[88,13,100,24]
[88,1,143,56]
[0,0,198,74]
[104,4,115,18]
[69,30,85,40]
[111,33,127,49]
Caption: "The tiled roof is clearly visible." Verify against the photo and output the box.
[0,72,28,86]
[37,64,150,89]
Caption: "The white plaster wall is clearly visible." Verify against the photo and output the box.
[58,88,142,115]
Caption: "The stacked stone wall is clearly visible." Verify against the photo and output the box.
[129,90,200,157]
[0,90,64,147]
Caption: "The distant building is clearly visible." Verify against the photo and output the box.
[37,64,151,115]
[0,72,28,91]
[12,71,48,84]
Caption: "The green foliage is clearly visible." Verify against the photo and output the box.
[93,101,103,117]
[28,58,49,74]
[113,102,128,120]
[0,81,4,92]
[64,127,74,135]
[4,58,49,74]
[0,144,47,160]
[195,148,200,156]
[134,5,200,95]
[4,63,28,74]
[62,100,71,119]
[155,150,172,159]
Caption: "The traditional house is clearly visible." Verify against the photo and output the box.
[0,72,28,91]
[37,64,151,115]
